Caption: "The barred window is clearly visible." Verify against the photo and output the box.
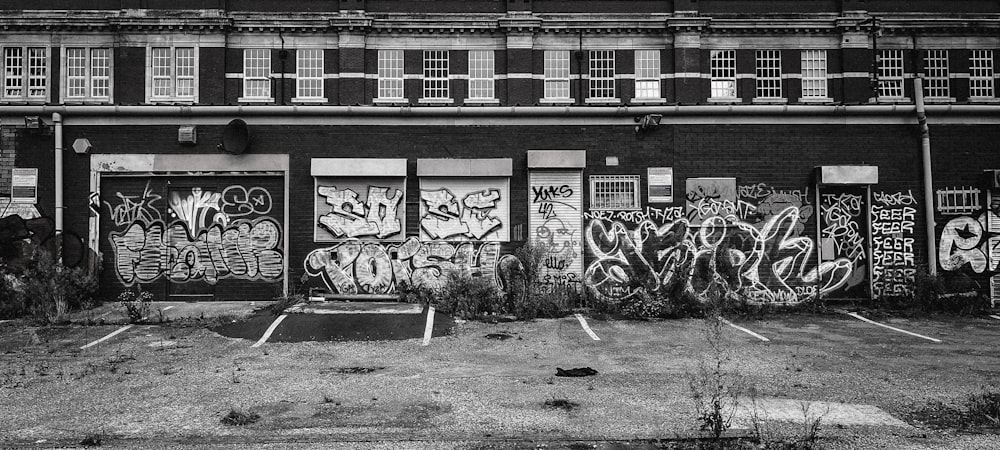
[377,49,404,100]
[634,50,660,99]
[66,47,111,101]
[878,50,905,99]
[296,49,324,100]
[150,46,196,101]
[590,175,641,210]
[970,50,994,99]
[710,50,737,99]
[243,48,271,100]
[922,50,950,99]
[423,50,449,100]
[800,50,828,98]
[468,50,494,100]
[755,50,782,99]
[3,47,47,101]
[544,50,571,100]
[589,50,615,99]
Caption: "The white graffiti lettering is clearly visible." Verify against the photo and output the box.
[420,188,503,240]
[318,186,403,239]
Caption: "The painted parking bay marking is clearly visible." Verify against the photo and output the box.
[80,325,133,350]
[421,306,435,346]
[574,313,600,341]
[990,314,1000,321]
[252,314,288,348]
[719,317,770,342]
[843,311,942,343]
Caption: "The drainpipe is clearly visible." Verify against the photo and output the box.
[914,77,937,275]
[53,112,63,234]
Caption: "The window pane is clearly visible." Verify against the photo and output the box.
[296,49,324,99]
[378,49,404,99]
[970,50,994,98]
[66,48,87,98]
[710,50,736,98]
[151,47,172,97]
[801,50,827,98]
[91,48,110,98]
[634,50,660,99]
[175,47,195,98]
[423,50,449,99]
[589,50,615,99]
[544,51,570,99]
[878,50,905,98]
[923,50,949,98]
[27,47,46,98]
[468,50,494,100]
[755,50,781,99]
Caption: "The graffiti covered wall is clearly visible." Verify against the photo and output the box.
[314,177,405,241]
[528,171,583,290]
[419,177,509,241]
[871,190,917,298]
[818,189,869,298]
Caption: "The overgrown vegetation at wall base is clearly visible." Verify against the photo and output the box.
[0,251,99,323]
[118,287,152,324]
[875,268,991,315]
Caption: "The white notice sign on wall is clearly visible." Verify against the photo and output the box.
[11,168,37,203]
[648,167,673,203]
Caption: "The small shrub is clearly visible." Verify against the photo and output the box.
[434,269,504,320]
[397,280,438,306]
[876,267,990,315]
[220,408,260,426]
[11,251,99,323]
[502,242,583,320]
[118,287,152,324]
[79,432,103,447]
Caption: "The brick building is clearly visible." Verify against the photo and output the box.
[1,0,999,306]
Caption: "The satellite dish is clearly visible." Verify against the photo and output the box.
[218,119,250,154]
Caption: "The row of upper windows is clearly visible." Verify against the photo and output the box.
[3,46,998,103]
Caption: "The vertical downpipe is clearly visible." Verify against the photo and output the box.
[53,112,63,234]
[914,77,938,275]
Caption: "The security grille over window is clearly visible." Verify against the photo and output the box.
[468,50,494,100]
[296,49,324,100]
[377,49,403,100]
[544,50,570,100]
[710,50,737,99]
[243,48,271,100]
[590,175,641,210]
[970,50,994,99]
[801,50,827,98]
[423,50,449,99]
[589,50,615,99]
[755,50,782,99]
[878,50,905,99]
[936,186,981,215]
[634,50,660,99]
[922,50,950,98]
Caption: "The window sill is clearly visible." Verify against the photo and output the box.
[708,97,741,104]
[146,99,196,104]
[875,97,912,104]
[752,98,788,104]
[589,207,642,212]
[969,97,1000,104]
[63,98,113,104]
[374,98,407,105]
[464,98,500,105]
[630,98,666,104]
[923,97,956,104]
[1,98,48,104]
[540,98,575,105]
[238,97,275,103]
[798,97,834,103]
[418,98,454,105]
[585,98,622,105]
[291,98,329,103]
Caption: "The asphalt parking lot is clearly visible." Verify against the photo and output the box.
[0,304,998,449]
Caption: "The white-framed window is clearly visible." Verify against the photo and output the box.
[3,46,48,101]
[590,175,641,210]
[295,49,324,101]
[970,50,995,99]
[710,50,737,100]
[65,48,112,102]
[242,48,271,101]
[422,50,450,101]
[634,49,661,100]
[878,49,905,99]
[800,50,828,99]
[755,50,782,99]
[467,50,495,101]
[377,49,404,100]
[543,50,571,101]
[148,46,197,102]
[922,50,950,99]
[589,50,616,100]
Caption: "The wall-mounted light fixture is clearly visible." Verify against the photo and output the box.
[24,116,41,129]
[634,114,662,135]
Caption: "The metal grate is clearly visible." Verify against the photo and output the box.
[801,50,827,98]
[936,186,981,215]
[634,49,660,99]
[590,175,640,210]
[710,50,737,99]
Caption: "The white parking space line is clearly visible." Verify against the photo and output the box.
[162,306,176,312]
[844,312,942,343]
[574,313,601,341]
[251,314,288,348]
[989,314,1000,321]
[422,306,435,346]
[80,325,133,350]
[719,317,770,342]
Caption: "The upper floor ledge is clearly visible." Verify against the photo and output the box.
[4,104,999,118]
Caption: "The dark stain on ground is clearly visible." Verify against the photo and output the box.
[556,367,598,377]
[250,400,452,429]
[319,366,385,374]
[544,398,579,411]
[485,333,514,340]
[209,305,453,343]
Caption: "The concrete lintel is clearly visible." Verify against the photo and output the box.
[527,150,586,168]
[311,158,408,176]
[417,158,513,177]
[91,153,289,173]
[817,165,878,185]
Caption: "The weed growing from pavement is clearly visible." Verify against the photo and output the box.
[543,398,579,411]
[908,386,1000,430]
[117,287,152,324]
[79,431,104,446]
[221,408,260,426]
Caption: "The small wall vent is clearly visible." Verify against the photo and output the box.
[178,126,197,145]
